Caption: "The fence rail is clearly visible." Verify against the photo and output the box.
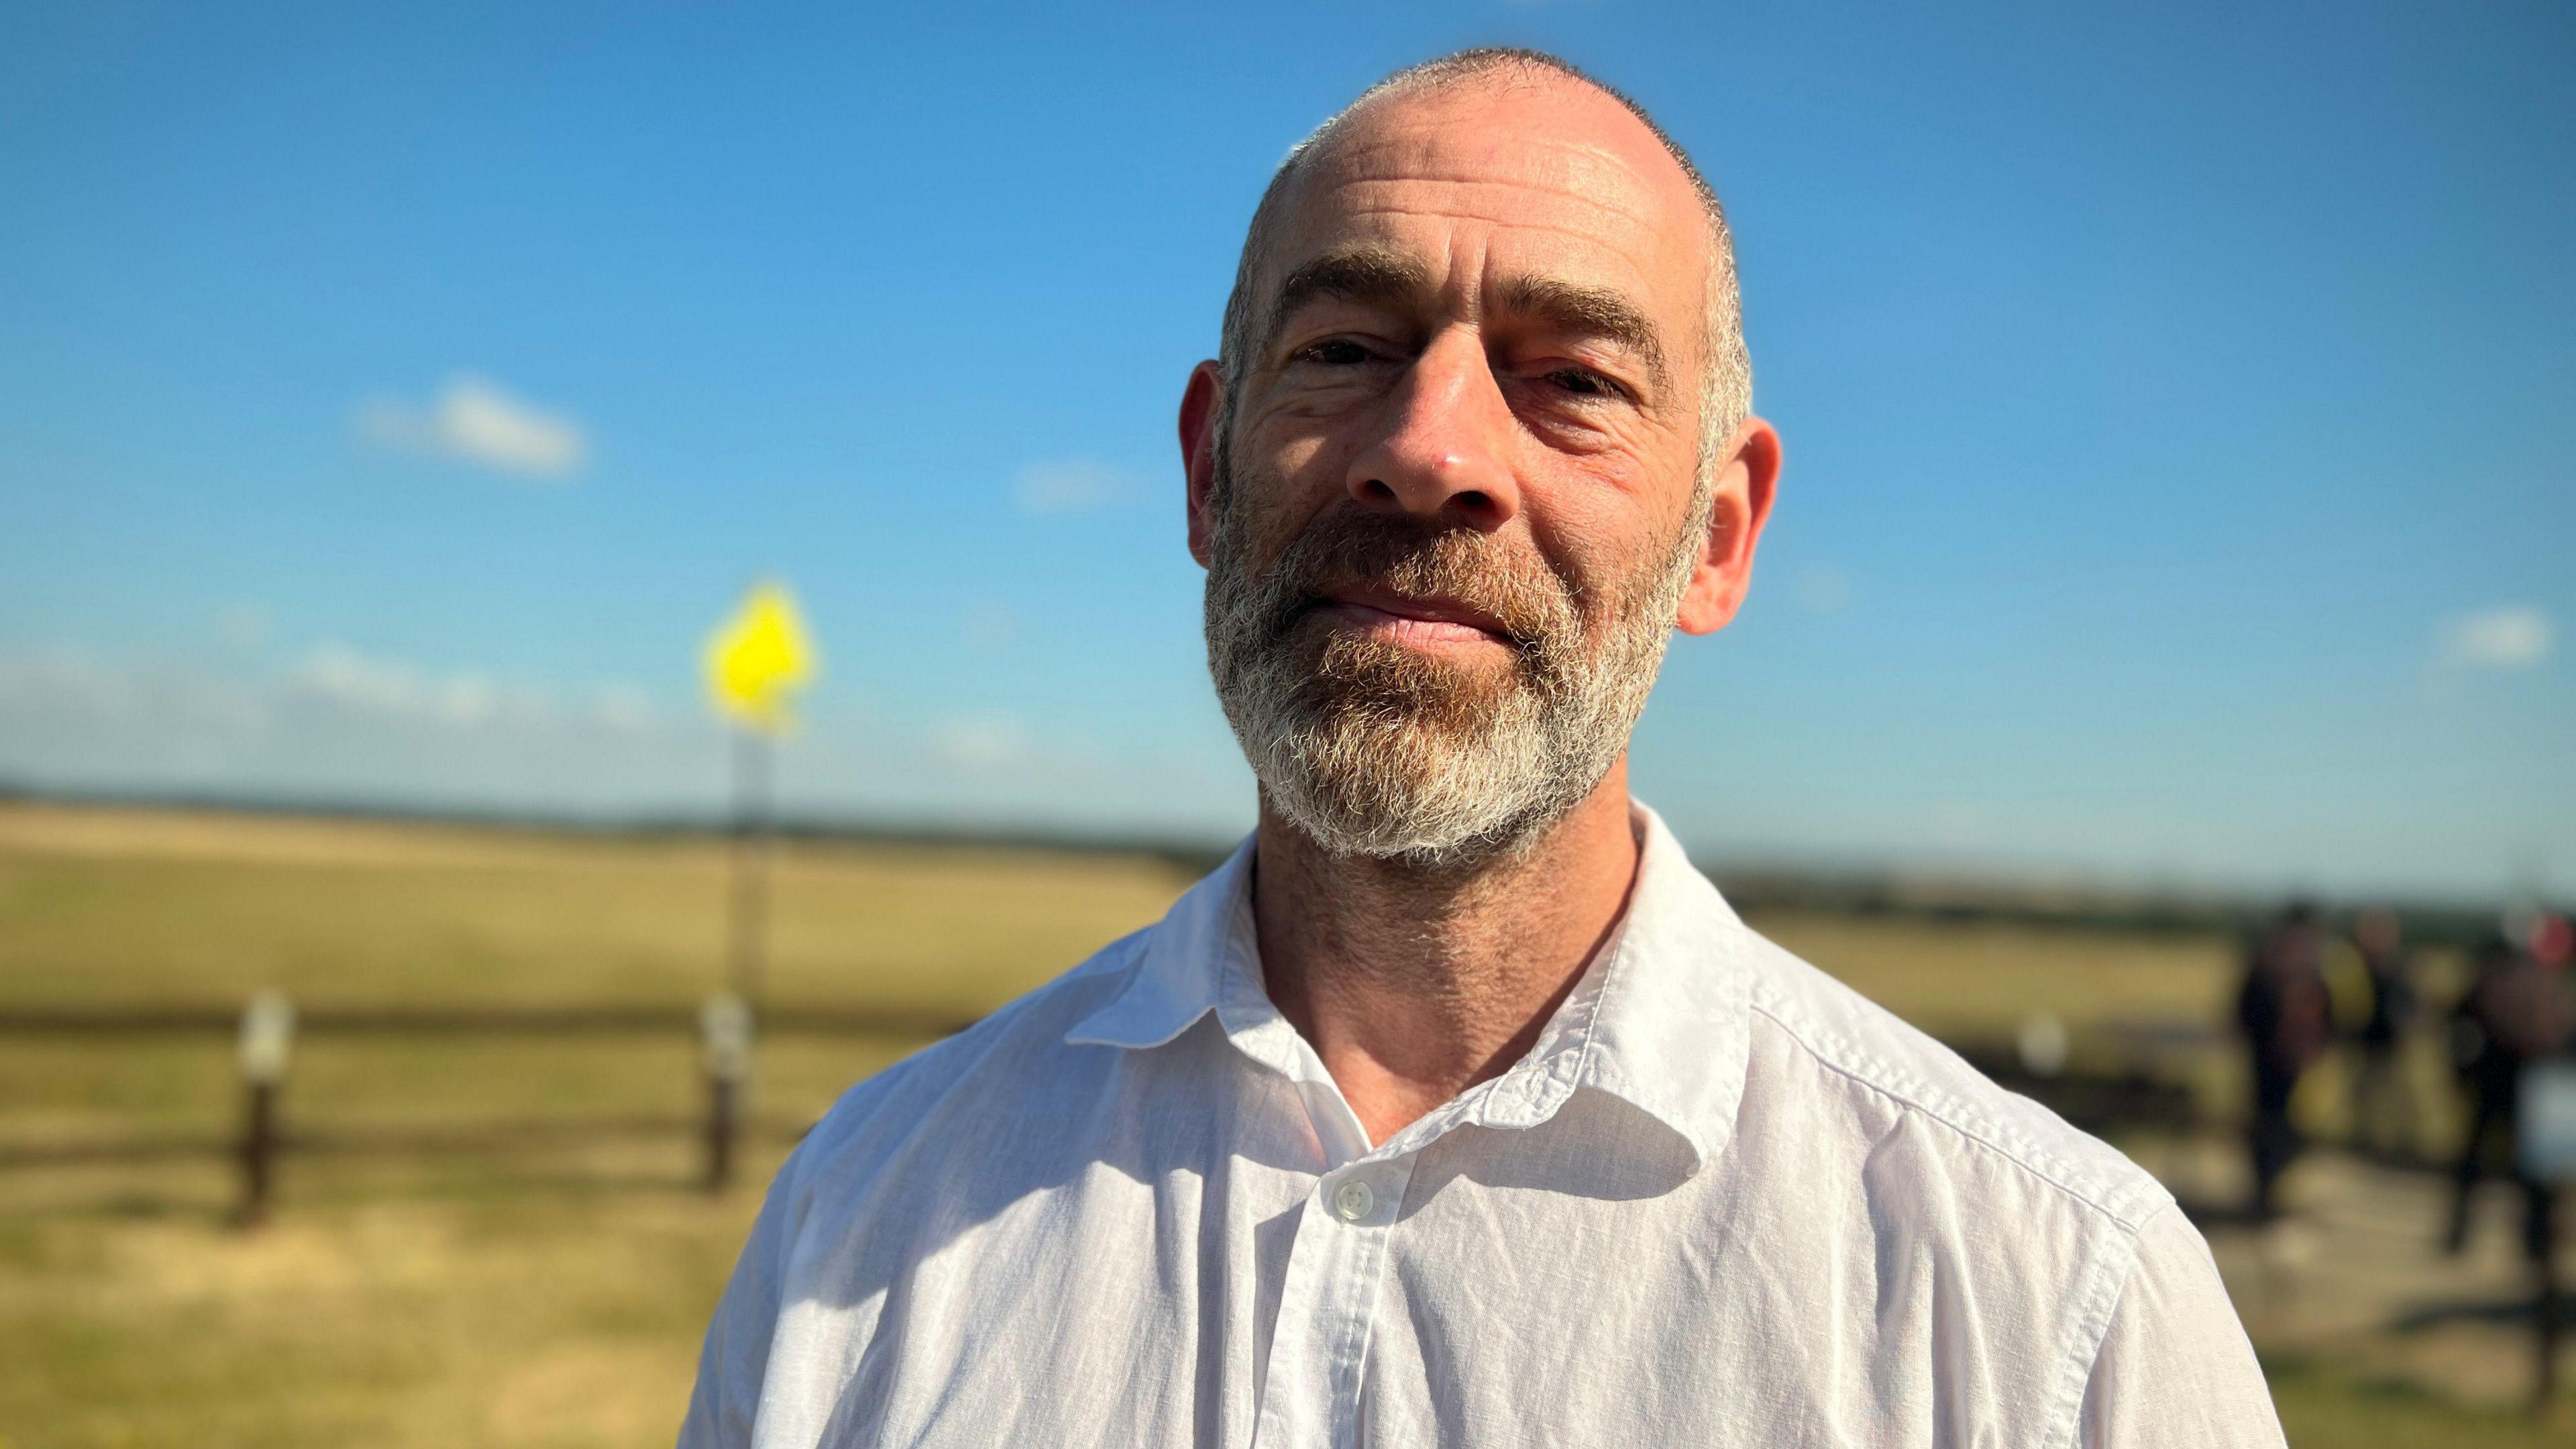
[0,996,976,1218]
[0,1004,976,1037]
[0,1114,825,1171]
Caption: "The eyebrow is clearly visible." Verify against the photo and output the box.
[1495,274,1670,394]
[1263,246,1670,394]
[1263,246,1432,356]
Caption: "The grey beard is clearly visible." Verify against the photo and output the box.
[1202,453,1708,871]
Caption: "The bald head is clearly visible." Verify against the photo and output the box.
[1218,49,1750,474]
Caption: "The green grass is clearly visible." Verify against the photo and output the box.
[0,802,2547,1448]
[2263,1353,2575,1447]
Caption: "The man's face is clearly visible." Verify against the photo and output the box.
[1188,77,1774,865]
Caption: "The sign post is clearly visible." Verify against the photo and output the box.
[727,727,775,1006]
[704,581,818,1012]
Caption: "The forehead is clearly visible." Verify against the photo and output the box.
[1263,78,1710,335]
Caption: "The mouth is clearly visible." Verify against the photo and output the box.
[1302,586,1517,654]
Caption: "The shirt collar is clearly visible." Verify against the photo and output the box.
[1063,832,1263,1052]
[1064,803,1754,1176]
[1540,802,1754,1174]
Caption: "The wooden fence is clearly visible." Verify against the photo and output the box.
[0,999,975,1220]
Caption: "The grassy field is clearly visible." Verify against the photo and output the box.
[1,802,2562,1447]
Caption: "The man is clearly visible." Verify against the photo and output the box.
[2235,901,2330,1220]
[2444,915,2572,1260]
[682,49,2283,1446]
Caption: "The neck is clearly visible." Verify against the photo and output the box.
[1252,761,1642,1146]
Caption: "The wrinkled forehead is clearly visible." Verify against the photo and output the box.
[1260,80,1712,345]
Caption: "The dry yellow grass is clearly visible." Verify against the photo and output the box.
[1,802,1193,1014]
[1,803,1177,1448]
[0,1146,780,1448]
[1752,911,2238,1036]
[1,801,2244,1028]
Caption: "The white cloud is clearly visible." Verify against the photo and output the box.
[0,648,271,747]
[0,642,700,814]
[293,642,421,714]
[288,643,588,729]
[0,641,1255,841]
[356,374,588,480]
[1013,460,1137,515]
[930,713,1033,770]
[437,674,500,726]
[2,641,651,743]
[0,649,142,720]
[2440,606,2553,671]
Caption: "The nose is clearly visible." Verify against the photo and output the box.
[1343,329,1519,530]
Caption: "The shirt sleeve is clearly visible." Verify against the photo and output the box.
[676,1151,799,1449]
[2078,1203,2286,1448]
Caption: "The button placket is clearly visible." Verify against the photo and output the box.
[1251,1154,1419,1449]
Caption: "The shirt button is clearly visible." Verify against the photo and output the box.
[1332,1178,1375,1222]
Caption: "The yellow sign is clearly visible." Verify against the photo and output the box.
[704,581,817,735]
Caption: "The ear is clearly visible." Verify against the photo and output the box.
[1674,417,1782,635]
[1179,360,1226,569]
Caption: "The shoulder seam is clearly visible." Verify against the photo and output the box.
[1747,993,2163,1234]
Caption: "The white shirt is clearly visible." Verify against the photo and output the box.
[681,805,2283,1448]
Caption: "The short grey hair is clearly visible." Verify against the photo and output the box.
[1215,48,1752,483]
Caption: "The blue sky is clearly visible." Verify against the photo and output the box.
[1,1,2569,899]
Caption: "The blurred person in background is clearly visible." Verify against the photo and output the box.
[2236,901,2332,1221]
[681,48,2283,1448]
[2443,913,2573,1263]
[2344,905,2419,1159]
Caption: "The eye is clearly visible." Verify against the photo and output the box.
[1544,367,1621,398]
[1294,339,1375,366]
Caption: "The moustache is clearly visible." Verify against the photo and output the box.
[1254,512,1578,655]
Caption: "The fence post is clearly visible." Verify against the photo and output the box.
[235,991,295,1227]
[701,994,755,1193]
